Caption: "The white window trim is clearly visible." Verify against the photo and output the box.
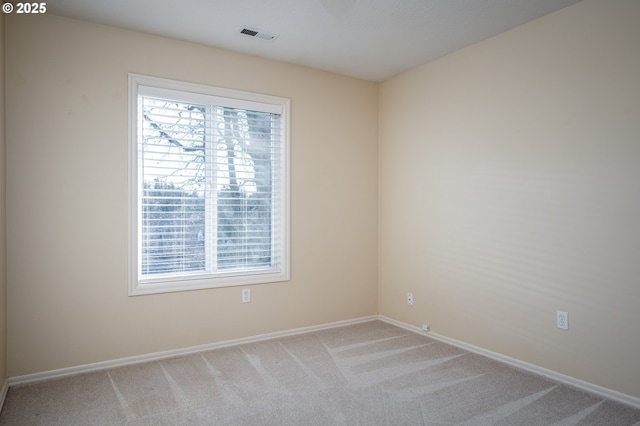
[128,73,290,296]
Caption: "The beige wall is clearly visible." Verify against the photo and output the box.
[5,14,378,376]
[379,0,640,398]
[0,13,7,384]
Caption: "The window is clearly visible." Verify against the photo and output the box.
[129,74,289,295]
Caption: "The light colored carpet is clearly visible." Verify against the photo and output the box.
[1,320,639,425]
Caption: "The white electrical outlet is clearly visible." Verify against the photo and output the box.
[407,293,413,306]
[242,288,251,303]
[422,323,430,332]
[556,310,568,330]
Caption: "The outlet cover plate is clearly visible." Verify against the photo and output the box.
[556,310,568,330]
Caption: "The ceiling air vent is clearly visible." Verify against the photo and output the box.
[239,26,279,41]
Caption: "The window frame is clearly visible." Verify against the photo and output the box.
[128,73,290,296]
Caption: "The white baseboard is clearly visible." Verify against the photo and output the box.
[8,315,378,387]
[0,378,8,412]
[378,315,640,410]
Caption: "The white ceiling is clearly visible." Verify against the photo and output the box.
[46,0,582,82]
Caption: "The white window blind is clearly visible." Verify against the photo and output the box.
[129,74,289,295]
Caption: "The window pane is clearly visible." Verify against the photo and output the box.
[215,108,275,270]
[140,98,207,275]
[139,99,280,275]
